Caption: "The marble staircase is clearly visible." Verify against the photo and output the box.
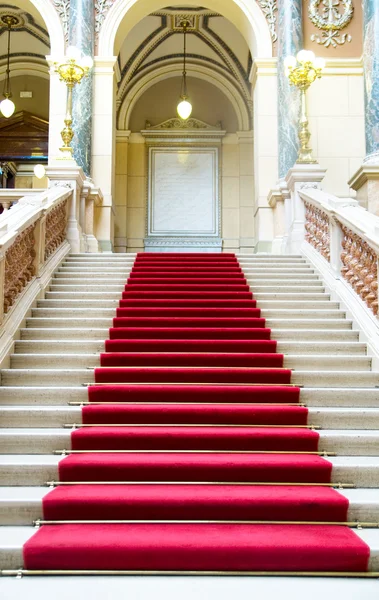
[1,253,379,573]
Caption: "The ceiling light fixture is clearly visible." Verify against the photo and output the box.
[0,15,18,118]
[177,20,192,121]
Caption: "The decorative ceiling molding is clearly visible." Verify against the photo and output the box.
[257,0,277,43]
[118,62,252,132]
[117,11,252,114]
[0,4,49,46]
[50,0,70,41]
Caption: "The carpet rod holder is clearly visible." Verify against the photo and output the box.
[63,423,320,429]
[32,518,379,529]
[54,449,335,456]
[45,481,356,489]
[2,569,379,578]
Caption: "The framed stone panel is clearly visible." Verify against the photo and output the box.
[147,146,220,238]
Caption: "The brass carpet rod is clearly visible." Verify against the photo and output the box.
[55,449,334,456]
[63,423,319,429]
[32,519,379,528]
[2,569,378,578]
[46,481,355,488]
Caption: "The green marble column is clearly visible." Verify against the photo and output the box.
[363,0,379,163]
[69,0,94,175]
[277,0,303,179]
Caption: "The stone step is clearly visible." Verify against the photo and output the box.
[2,427,379,455]
[250,285,325,293]
[29,308,346,320]
[1,454,379,487]
[48,284,124,292]
[247,279,323,287]
[254,292,331,300]
[52,275,128,282]
[259,300,340,309]
[45,291,123,300]
[37,299,120,308]
[36,298,341,310]
[272,329,359,341]
[20,328,110,340]
[0,487,378,526]
[9,354,372,372]
[1,368,378,387]
[0,386,379,408]
[24,317,352,330]
[1,525,378,573]
[19,327,360,341]
[2,406,379,430]
[14,339,368,356]
[246,273,319,280]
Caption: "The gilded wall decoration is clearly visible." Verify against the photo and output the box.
[309,0,354,48]
[51,0,70,41]
[258,0,278,43]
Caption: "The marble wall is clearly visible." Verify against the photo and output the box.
[114,133,255,253]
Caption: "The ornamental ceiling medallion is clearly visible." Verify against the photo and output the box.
[309,0,354,48]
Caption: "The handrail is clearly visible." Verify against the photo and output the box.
[0,186,71,323]
[299,187,379,317]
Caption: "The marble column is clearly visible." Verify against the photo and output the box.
[363,0,379,164]
[277,0,303,179]
[68,0,94,176]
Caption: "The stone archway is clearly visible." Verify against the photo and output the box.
[98,0,272,59]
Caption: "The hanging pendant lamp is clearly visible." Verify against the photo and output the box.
[0,15,18,118]
[177,20,192,120]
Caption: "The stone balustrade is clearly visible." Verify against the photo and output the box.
[0,187,71,323]
[300,187,379,318]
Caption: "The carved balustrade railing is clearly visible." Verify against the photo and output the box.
[299,187,379,319]
[340,225,378,316]
[304,201,330,262]
[0,187,71,322]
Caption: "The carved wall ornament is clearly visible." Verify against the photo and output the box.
[309,0,354,48]
[257,0,277,43]
[51,0,70,42]
[340,224,378,316]
[304,201,330,261]
[95,0,116,34]
[4,223,36,314]
[44,200,68,260]
[146,117,222,131]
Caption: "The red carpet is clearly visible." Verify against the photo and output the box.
[22,252,370,573]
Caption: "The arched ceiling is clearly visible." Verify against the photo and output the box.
[117,5,252,126]
[0,2,49,74]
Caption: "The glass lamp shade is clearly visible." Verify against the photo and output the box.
[284,55,297,69]
[0,97,15,118]
[177,98,192,120]
[33,164,46,179]
[314,57,326,70]
[80,55,93,70]
[66,45,81,61]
